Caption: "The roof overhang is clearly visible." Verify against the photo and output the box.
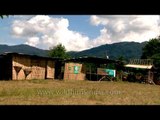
[0,52,63,61]
[125,64,153,69]
[64,57,117,64]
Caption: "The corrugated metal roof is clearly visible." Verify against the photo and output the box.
[64,57,117,64]
[125,64,153,69]
[0,52,63,61]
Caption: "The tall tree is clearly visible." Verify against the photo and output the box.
[48,44,70,59]
[116,55,126,71]
[0,15,8,19]
[141,37,160,59]
[141,36,160,69]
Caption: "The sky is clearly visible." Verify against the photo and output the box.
[0,15,160,51]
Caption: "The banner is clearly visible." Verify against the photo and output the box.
[74,66,80,74]
[97,68,116,77]
[105,69,116,77]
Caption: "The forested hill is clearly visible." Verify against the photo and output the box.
[0,44,48,57]
[0,41,147,60]
[68,42,147,60]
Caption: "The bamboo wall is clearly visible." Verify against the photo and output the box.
[12,54,55,80]
[31,59,46,79]
[46,60,55,79]
[64,62,85,81]
[12,55,31,80]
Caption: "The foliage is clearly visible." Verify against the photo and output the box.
[141,37,160,59]
[150,53,160,68]
[116,56,126,72]
[0,44,48,57]
[84,63,98,73]
[48,44,70,59]
[106,63,116,69]
[141,37,160,69]
[0,15,8,19]
[1,42,146,60]
[68,42,146,60]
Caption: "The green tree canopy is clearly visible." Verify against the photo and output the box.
[141,37,160,59]
[0,15,8,19]
[116,55,126,71]
[141,36,160,69]
[48,44,70,59]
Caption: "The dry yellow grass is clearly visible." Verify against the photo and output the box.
[0,79,160,105]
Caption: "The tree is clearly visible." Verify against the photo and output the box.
[0,15,4,19]
[48,44,70,59]
[141,37,160,69]
[141,37,160,59]
[116,55,126,71]
[0,15,8,19]
[150,53,160,68]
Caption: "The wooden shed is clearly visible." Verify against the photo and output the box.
[0,52,61,80]
[124,59,155,84]
[64,57,118,81]
[64,62,85,81]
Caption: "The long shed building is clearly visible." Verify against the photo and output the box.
[0,52,61,80]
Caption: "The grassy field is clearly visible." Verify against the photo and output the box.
[0,79,160,105]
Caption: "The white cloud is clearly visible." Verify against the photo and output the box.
[91,28,111,47]
[12,26,23,35]
[90,15,160,43]
[11,15,160,51]
[90,15,109,26]
[11,15,91,51]
[25,37,39,47]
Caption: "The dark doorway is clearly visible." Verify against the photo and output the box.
[54,61,64,80]
[0,55,12,80]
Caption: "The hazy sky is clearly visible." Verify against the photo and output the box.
[0,15,160,51]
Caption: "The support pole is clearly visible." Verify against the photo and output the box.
[90,65,91,80]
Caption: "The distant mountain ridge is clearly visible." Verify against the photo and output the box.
[0,44,48,57]
[0,42,147,60]
[68,42,147,60]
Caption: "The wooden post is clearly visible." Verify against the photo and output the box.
[90,65,91,80]
[148,70,154,84]
[45,60,47,79]
[96,64,98,81]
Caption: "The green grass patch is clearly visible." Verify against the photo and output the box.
[0,79,160,105]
